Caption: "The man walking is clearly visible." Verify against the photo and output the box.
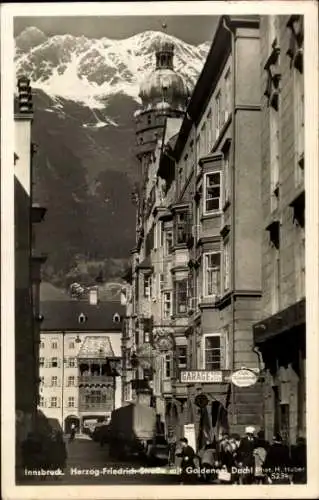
[175,437,196,484]
[237,426,256,484]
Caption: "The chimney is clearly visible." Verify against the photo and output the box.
[89,286,98,305]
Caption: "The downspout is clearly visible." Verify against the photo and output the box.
[222,16,237,425]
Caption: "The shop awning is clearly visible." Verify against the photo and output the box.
[253,298,305,344]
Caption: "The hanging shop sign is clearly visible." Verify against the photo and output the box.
[180,370,230,384]
[230,368,258,388]
[194,393,209,408]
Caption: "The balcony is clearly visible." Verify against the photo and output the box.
[79,402,114,412]
[79,375,114,386]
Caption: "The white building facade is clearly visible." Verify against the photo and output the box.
[39,298,124,432]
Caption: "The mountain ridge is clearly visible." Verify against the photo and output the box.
[15,29,208,295]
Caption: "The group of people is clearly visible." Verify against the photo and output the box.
[175,427,307,485]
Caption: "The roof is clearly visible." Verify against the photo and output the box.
[78,336,115,359]
[40,300,125,332]
[173,15,259,161]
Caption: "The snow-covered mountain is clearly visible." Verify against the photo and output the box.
[16,27,210,109]
[15,28,209,295]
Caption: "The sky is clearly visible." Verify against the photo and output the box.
[14,15,219,45]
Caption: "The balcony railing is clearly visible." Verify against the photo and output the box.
[79,402,114,412]
[78,375,114,385]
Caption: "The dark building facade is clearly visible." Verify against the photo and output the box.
[253,15,305,444]
[14,77,47,470]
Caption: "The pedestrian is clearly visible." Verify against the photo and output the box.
[229,434,241,484]
[69,422,76,443]
[218,432,234,471]
[263,433,291,484]
[200,442,218,483]
[175,437,196,484]
[253,431,268,484]
[290,437,306,484]
[237,426,256,484]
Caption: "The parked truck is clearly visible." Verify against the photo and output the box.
[108,403,168,462]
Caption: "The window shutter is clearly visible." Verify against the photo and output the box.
[219,331,226,369]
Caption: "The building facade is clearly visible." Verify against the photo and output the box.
[14,77,47,470]
[253,15,305,444]
[156,15,264,444]
[122,33,190,420]
[123,14,306,449]
[39,295,124,432]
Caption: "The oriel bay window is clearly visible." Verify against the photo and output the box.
[204,172,221,214]
[174,279,188,315]
[204,252,221,297]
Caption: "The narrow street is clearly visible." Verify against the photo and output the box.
[21,436,180,485]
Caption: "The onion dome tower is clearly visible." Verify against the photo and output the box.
[134,24,190,165]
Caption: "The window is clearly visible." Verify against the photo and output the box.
[174,279,188,315]
[68,397,75,408]
[223,240,230,292]
[85,390,106,405]
[51,341,58,349]
[69,342,75,350]
[176,346,187,369]
[67,376,75,387]
[165,230,173,255]
[39,357,44,368]
[204,172,221,214]
[215,90,221,135]
[224,68,231,116]
[40,341,44,349]
[51,376,58,387]
[204,252,221,297]
[204,335,221,370]
[143,274,151,298]
[50,397,57,408]
[175,211,188,245]
[163,292,172,319]
[159,273,164,292]
[51,357,58,368]
[40,376,44,385]
[164,354,172,378]
[223,144,231,206]
[68,357,76,368]
[39,396,45,407]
